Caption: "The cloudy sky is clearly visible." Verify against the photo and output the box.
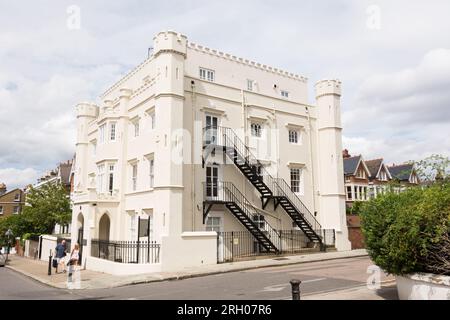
[1,0,449,189]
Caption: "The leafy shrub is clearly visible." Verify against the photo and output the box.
[360,182,450,275]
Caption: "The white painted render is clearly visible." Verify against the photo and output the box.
[71,30,350,272]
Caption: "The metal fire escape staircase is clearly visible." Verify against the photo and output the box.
[203,181,280,253]
[202,126,323,244]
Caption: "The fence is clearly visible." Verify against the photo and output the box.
[90,239,160,264]
[217,229,335,263]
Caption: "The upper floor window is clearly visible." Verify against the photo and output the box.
[149,158,154,188]
[150,112,156,130]
[110,122,117,141]
[13,206,19,214]
[379,170,387,181]
[356,167,366,179]
[108,164,115,195]
[132,119,140,137]
[199,67,215,82]
[281,90,289,98]
[251,123,262,138]
[14,193,20,201]
[289,130,299,144]
[92,140,97,156]
[132,164,138,191]
[97,164,105,193]
[99,124,106,143]
[247,79,253,91]
[290,168,302,193]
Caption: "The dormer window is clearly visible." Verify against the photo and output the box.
[356,167,366,179]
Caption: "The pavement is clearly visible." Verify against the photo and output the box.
[4,249,369,290]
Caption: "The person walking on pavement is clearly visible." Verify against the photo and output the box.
[54,240,67,273]
[67,243,79,283]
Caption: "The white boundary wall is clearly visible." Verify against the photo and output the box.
[85,256,162,275]
[161,231,217,272]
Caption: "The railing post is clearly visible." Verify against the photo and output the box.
[136,240,140,264]
[231,231,234,261]
[290,279,301,300]
[48,250,52,276]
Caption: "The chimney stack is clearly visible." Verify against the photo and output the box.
[342,149,351,159]
[0,183,6,196]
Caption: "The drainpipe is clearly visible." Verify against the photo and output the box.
[306,106,317,215]
[191,81,196,231]
[241,89,247,195]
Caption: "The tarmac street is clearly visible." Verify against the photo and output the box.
[0,256,397,300]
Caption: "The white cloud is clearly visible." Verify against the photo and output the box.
[1,0,450,188]
[0,168,39,190]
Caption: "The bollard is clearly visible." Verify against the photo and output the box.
[290,279,301,300]
[48,255,52,275]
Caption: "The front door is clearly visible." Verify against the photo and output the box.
[205,115,219,145]
[206,165,219,199]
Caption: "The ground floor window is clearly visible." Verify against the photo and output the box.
[206,216,221,232]
[346,186,352,200]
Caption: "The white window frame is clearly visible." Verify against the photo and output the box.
[13,206,19,214]
[14,193,20,201]
[247,79,253,91]
[108,164,115,195]
[290,167,303,195]
[109,122,117,141]
[132,163,138,191]
[91,140,97,156]
[99,124,106,143]
[206,215,222,233]
[149,158,154,188]
[129,212,137,241]
[288,129,299,144]
[346,186,353,200]
[132,118,140,137]
[0,206,3,215]
[281,90,289,98]
[250,122,262,138]
[199,67,215,82]
[97,164,105,193]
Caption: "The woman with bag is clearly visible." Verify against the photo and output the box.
[67,243,79,282]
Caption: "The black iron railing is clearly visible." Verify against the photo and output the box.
[203,126,322,238]
[273,178,322,232]
[217,229,335,263]
[90,239,160,264]
[204,181,280,250]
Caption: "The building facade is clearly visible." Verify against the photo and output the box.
[0,184,25,218]
[71,31,351,273]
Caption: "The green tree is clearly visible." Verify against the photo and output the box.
[360,182,450,275]
[0,183,71,245]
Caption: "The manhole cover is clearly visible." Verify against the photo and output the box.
[273,257,289,261]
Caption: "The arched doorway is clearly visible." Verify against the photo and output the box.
[99,213,110,241]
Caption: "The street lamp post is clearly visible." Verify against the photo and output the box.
[5,229,13,262]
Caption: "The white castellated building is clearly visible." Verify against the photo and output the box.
[71,30,350,275]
